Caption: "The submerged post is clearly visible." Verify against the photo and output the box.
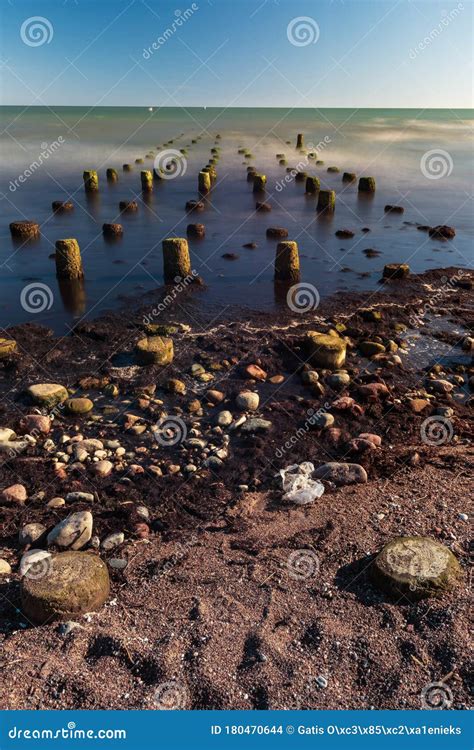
[198,171,211,193]
[317,190,336,211]
[296,133,304,149]
[162,237,192,282]
[83,170,99,192]
[55,239,84,279]
[141,170,153,191]
[274,241,300,282]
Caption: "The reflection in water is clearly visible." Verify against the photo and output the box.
[274,279,298,308]
[57,277,86,316]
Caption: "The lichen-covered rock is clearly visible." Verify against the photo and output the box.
[27,383,68,408]
[135,336,174,366]
[371,536,461,600]
[382,263,410,280]
[305,332,346,369]
[0,338,17,359]
[21,551,110,624]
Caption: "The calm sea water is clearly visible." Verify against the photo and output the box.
[0,107,472,332]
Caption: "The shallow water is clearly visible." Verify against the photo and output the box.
[0,106,472,333]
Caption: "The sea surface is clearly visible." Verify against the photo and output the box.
[0,107,472,332]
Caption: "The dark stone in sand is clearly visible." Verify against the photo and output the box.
[103,223,123,237]
[119,201,138,213]
[187,223,205,238]
[384,205,404,214]
[256,202,272,212]
[222,253,239,260]
[9,221,40,239]
[266,227,289,239]
[335,229,355,239]
[52,201,74,213]
[185,199,205,211]
[454,277,473,290]
[429,225,456,240]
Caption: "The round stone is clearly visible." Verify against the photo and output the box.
[235,391,259,411]
[27,383,68,408]
[0,559,12,575]
[0,338,17,359]
[372,536,461,600]
[21,551,110,624]
[65,397,94,415]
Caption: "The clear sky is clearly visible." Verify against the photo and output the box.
[0,0,472,108]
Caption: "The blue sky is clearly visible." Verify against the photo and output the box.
[1,0,472,107]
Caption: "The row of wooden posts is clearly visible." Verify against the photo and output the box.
[52,236,302,284]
